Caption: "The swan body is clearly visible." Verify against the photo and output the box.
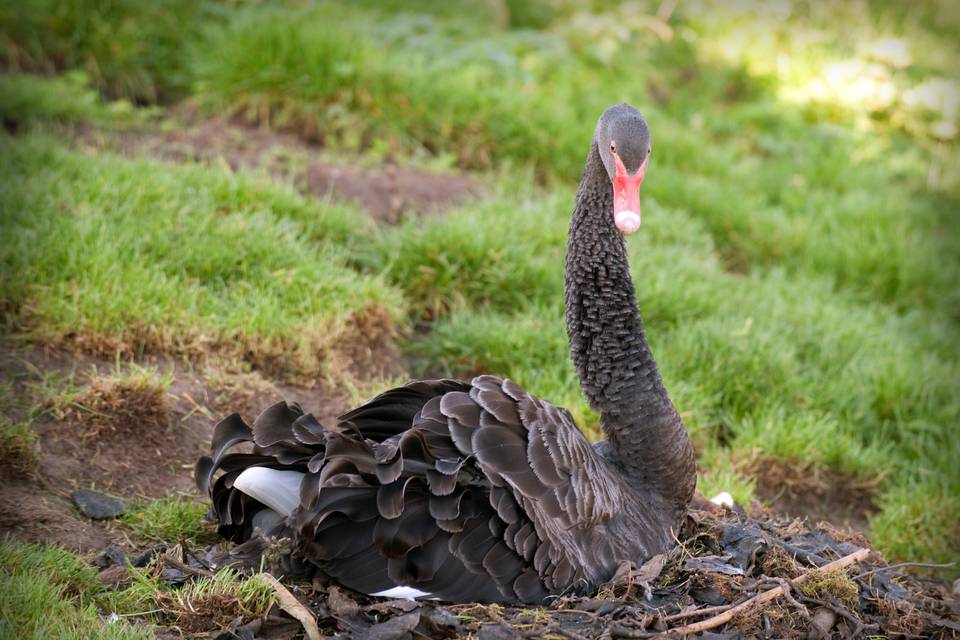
[197,103,696,603]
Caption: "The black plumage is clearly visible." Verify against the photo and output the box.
[196,103,697,603]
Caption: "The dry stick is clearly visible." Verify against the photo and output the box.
[162,553,214,579]
[660,601,742,623]
[854,561,955,580]
[664,547,870,637]
[761,576,810,621]
[256,573,323,640]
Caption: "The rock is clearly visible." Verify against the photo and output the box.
[130,544,166,568]
[93,544,127,568]
[71,489,126,520]
[97,564,131,588]
[476,623,515,640]
[808,607,837,639]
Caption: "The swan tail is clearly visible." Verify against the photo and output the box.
[233,467,305,517]
[195,401,325,542]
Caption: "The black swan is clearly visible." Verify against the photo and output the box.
[196,103,697,603]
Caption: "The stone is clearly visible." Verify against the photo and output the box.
[71,489,126,520]
[92,544,127,568]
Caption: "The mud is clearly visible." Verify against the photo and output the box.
[748,457,879,533]
[73,115,481,223]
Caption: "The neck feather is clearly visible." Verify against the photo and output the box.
[564,143,695,505]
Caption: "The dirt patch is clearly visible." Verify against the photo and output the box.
[36,365,206,498]
[326,304,406,382]
[0,483,111,552]
[203,368,281,423]
[74,115,481,223]
[58,369,169,440]
[199,366,359,428]
[745,456,880,532]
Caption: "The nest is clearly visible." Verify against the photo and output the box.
[139,506,959,639]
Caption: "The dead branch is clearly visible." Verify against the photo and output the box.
[758,576,810,620]
[256,573,323,640]
[855,561,955,580]
[162,553,214,578]
[659,601,744,623]
[664,547,870,637]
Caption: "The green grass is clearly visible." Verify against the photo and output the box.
[0,0,958,574]
[0,541,152,640]
[0,71,145,127]
[120,497,216,546]
[0,540,275,638]
[0,0,214,102]
[368,190,566,318]
[0,131,405,381]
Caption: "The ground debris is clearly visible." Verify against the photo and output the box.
[132,507,957,639]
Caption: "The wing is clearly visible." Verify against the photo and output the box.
[443,375,625,525]
[435,375,628,590]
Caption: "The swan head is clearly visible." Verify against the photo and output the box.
[595,104,651,236]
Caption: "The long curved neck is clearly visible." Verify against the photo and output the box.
[564,143,695,506]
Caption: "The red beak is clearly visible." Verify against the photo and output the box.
[612,154,647,235]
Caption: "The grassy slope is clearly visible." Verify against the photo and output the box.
[0,131,404,381]
[0,4,958,631]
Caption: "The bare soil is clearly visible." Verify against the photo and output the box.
[73,114,481,223]
[0,483,111,552]
[747,457,879,533]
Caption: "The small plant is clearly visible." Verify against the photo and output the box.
[153,569,274,633]
[799,568,859,607]
[0,416,39,478]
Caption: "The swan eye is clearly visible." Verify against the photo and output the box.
[610,142,617,154]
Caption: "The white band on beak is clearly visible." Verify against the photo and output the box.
[615,210,641,235]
